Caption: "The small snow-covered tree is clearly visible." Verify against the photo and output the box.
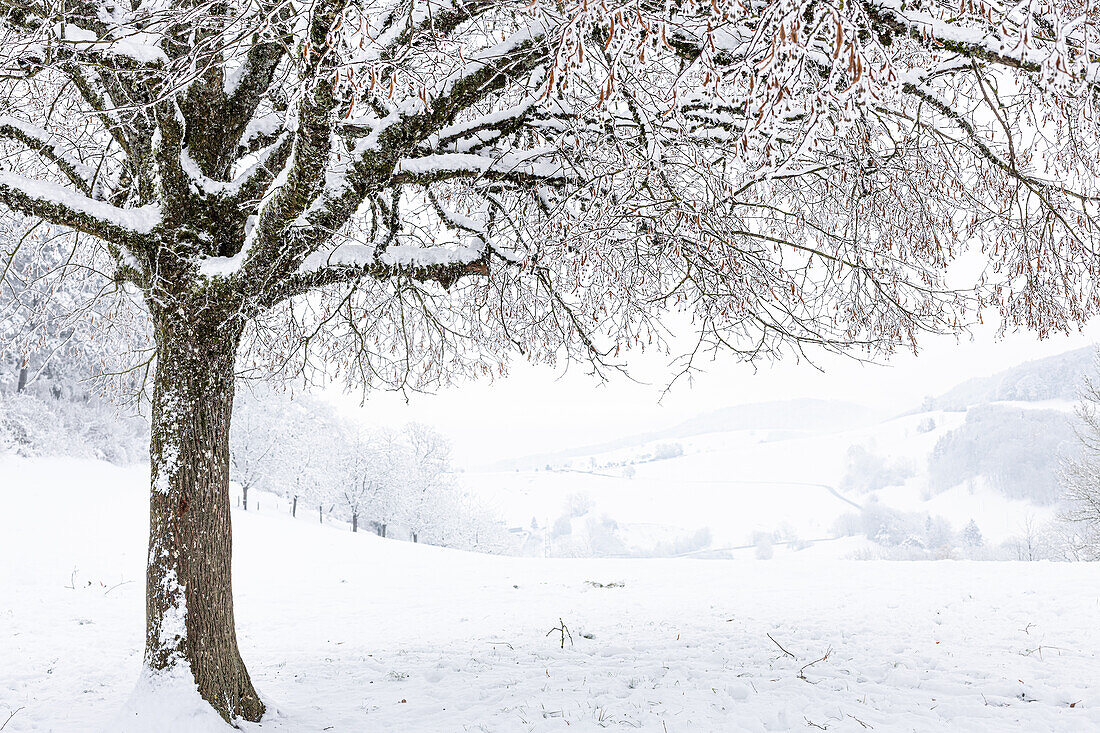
[330,422,388,533]
[566,491,595,518]
[962,519,983,550]
[400,423,451,543]
[266,400,337,520]
[1058,371,1100,560]
[5,0,1100,720]
[923,515,955,558]
[366,428,407,538]
[229,386,286,510]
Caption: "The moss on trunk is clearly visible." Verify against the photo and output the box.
[145,306,264,723]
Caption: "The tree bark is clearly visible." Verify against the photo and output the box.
[242,484,248,512]
[292,495,297,517]
[145,311,264,723]
[352,512,358,532]
[16,365,27,392]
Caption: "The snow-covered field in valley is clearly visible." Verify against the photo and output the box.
[460,404,1055,556]
[3,456,1099,732]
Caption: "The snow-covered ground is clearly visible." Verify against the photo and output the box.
[3,456,1099,732]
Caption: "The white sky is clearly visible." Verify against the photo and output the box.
[328,321,1100,469]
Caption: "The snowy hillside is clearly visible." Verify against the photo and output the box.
[2,455,1099,732]
[461,349,1098,559]
[928,346,1093,411]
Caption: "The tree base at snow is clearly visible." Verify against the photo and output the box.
[110,664,273,733]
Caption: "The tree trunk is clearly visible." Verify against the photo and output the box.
[412,532,418,543]
[292,495,297,517]
[145,312,264,723]
[319,504,323,523]
[381,523,387,538]
[352,512,358,532]
[242,484,248,512]
[16,365,27,392]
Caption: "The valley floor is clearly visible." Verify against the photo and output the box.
[2,457,1098,732]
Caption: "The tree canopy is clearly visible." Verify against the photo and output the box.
[0,0,1096,389]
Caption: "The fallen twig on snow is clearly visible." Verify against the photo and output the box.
[767,632,797,659]
[799,647,832,681]
[1,707,25,731]
[104,580,133,596]
[847,713,873,729]
[584,580,625,589]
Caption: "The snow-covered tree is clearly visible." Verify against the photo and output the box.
[923,515,955,558]
[271,402,339,520]
[330,422,389,533]
[229,386,284,511]
[3,0,1100,721]
[962,519,983,550]
[400,423,451,543]
[1058,371,1100,560]
[754,533,774,560]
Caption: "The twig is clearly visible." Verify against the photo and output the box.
[104,580,133,596]
[546,618,573,648]
[799,647,832,680]
[847,714,873,729]
[1,707,25,731]
[804,716,827,730]
[1021,645,1045,660]
[767,633,797,659]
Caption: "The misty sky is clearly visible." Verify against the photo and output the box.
[330,321,1100,469]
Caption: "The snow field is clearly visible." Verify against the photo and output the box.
[2,456,1099,732]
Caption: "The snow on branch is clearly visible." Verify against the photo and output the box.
[425,99,545,153]
[263,251,490,305]
[862,0,1100,88]
[431,21,550,100]
[181,134,292,200]
[0,171,160,247]
[54,23,169,67]
[392,152,570,186]
[0,116,96,194]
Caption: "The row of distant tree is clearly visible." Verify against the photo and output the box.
[229,387,511,552]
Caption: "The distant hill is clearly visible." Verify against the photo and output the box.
[489,347,1098,472]
[928,345,1095,411]
[485,398,880,471]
